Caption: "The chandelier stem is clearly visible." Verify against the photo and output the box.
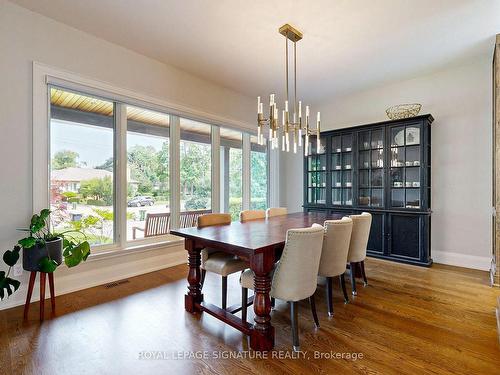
[285,35,289,107]
[294,41,297,123]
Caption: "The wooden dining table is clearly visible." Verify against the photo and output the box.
[171,211,342,351]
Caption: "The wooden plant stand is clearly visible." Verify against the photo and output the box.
[23,271,55,321]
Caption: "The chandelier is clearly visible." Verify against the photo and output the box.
[256,24,320,156]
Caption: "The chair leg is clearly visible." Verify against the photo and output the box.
[290,301,300,352]
[221,276,228,310]
[360,261,368,286]
[241,287,248,323]
[350,262,357,296]
[309,294,320,328]
[340,274,349,304]
[326,276,334,316]
[200,269,206,289]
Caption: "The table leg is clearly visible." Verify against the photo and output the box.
[250,250,275,351]
[185,239,203,313]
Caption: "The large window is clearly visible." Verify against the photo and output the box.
[250,135,268,210]
[49,87,115,245]
[180,119,212,212]
[126,106,170,241]
[220,128,242,221]
[40,72,274,253]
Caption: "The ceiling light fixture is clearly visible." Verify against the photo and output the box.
[257,24,320,156]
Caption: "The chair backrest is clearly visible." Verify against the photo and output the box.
[318,217,353,277]
[144,213,171,237]
[266,207,288,218]
[180,209,211,228]
[240,209,266,222]
[271,224,324,302]
[347,212,372,262]
[197,213,232,228]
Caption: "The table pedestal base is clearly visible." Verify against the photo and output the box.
[183,238,276,351]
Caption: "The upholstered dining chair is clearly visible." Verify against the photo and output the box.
[198,213,248,309]
[240,224,324,352]
[347,212,372,296]
[266,207,288,218]
[240,209,266,222]
[317,217,353,315]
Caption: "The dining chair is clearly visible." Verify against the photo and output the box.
[240,209,266,222]
[266,207,288,218]
[198,213,248,309]
[317,217,353,315]
[347,212,372,296]
[240,224,324,351]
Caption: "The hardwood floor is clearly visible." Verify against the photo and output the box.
[0,258,499,374]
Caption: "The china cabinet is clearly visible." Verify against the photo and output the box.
[303,114,433,266]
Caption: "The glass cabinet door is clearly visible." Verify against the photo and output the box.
[306,136,327,204]
[389,124,422,209]
[331,133,353,205]
[357,129,384,207]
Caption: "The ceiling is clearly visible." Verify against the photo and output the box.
[13,0,500,103]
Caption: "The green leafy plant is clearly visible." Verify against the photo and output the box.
[17,208,56,249]
[0,246,21,299]
[63,240,91,268]
[0,209,91,300]
[184,196,210,210]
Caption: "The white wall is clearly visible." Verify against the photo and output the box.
[284,57,492,270]
[0,1,256,309]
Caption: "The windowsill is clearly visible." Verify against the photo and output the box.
[85,237,185,263]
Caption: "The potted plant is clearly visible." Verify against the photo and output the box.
[0,209,91,300]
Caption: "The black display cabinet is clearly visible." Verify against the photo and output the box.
[303,114,433,266]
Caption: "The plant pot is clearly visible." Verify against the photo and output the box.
[22,238,63,272]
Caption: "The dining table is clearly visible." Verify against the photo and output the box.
[170,211,342,351]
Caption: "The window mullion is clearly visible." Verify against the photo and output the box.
[242,133,251,210]
[266,145,271,208]
[170,115,181,230]
[211,125,221,213]
[115,103,127,248]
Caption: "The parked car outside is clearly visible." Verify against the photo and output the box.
[127,196,155,207]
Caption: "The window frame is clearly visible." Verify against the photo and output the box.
[33,62,276,257]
